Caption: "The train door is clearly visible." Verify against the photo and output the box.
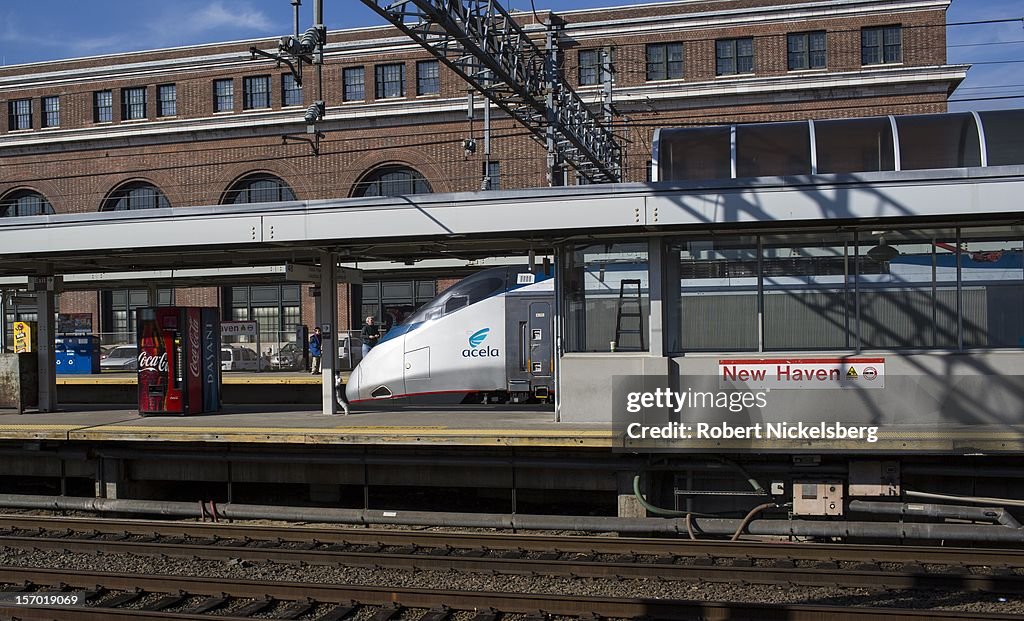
[403,346,429,397]
[505,295,553,400]
[528,301,553,397]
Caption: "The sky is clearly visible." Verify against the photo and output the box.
[0,0,1020,110]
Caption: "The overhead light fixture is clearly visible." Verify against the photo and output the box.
[867,236,900,263]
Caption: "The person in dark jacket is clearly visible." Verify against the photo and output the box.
[360,316,380,358]
[309,327,322,374]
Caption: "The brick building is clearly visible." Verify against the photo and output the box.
[0,0,963,348]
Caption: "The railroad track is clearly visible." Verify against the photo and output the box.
[0,566,1018,621]
[0,514,1020,594]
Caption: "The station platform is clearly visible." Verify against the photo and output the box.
[0,405,611,448]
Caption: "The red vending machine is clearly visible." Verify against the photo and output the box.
[137,307,221,416]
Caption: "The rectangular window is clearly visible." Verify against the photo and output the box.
[857,228,959,349]
[579,49,600,86]
[762,232,855,351]
[121,87,147,120]
[282,73,302,107]
[213,79,234,112]
[243,75,271,110]
[7,98,32,130]
[157,84,177,117]
[960,226,1024,348]
[677,237,760,351]
[343,67,365,102]
[862,25,902,65]
[375,63,405,99]
[482,161,500,190]
[716,38,754,76]
[41,96,59,128]
[416,60,439,95]
[94,90,113,123]
[787,31,827,71]
[565,242,650,353]
[646,43,684,81]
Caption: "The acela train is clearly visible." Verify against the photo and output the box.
[346,266,556,404]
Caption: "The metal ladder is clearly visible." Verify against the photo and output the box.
[613,279,645,351]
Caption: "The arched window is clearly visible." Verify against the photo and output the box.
[353,165,432,197]
[0,190,54,217]
[223,173,296,204]
[102,181,170,211]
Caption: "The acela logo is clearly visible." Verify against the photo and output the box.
[469,328,490,348]
[464,327,499,358]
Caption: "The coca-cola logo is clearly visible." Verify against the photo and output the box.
[139,351,168,373]
[189,315,201,379]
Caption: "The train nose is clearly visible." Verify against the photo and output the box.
[345,365,361,402]
[345,341,404,402]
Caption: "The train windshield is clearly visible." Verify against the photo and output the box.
[401,268,510,326]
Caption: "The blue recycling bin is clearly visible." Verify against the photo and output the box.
[55,335,101,375]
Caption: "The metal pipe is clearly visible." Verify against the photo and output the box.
[849,499,1021,529]
[1,493,1023,542]
[902,464,1024,479]
[905,488,1024,510]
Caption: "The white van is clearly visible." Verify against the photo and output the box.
[221,346,268,371]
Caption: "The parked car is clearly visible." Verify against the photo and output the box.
[100,344,138,371]
[269,342,304,371]
[221,346,269,372]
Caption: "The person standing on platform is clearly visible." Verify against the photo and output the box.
[360,316,380,358]
[309,327,322,374]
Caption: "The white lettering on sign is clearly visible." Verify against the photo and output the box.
[188,315,202,380]
[719,358,885,390]
[221,321,257,337]
[139,352,168,373]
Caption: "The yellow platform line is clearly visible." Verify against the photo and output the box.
[0,424,82,431]
[78,425,612,437]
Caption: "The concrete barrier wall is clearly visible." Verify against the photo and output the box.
[0,353,38,412]
[559,350,1024,427]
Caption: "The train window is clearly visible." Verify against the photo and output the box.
[959,225,1024,348]
[444,296,468,314]
[814,117,895,174]
[400,269,508,326]
[656,126,731,182]
[677,237,758,351]
[736,121,810,178]
[979,109,1024,166]
[762,232,855,351]
[896,113,982,171]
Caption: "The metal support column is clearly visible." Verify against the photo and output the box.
[648,238,664,357]
[146,283,159,307]
[0,290,8,352]
[544,19,564,187]
[319,251,338,416]
[34,276,57,412]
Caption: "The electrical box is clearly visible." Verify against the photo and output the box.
[793,480,844,516]
[848,461,900,497]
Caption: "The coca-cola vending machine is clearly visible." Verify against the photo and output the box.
[137,307,221,416]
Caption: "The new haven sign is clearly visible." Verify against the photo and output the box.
[719,358,885,390]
